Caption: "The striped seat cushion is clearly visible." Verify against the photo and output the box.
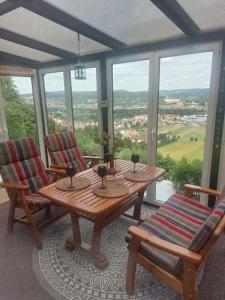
[25,193,50,207]
[0,137,49,194]
[45,131,87,172]
[156,193,212,235]
[135,214,196,276]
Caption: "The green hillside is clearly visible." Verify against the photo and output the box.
[158,124,205,161]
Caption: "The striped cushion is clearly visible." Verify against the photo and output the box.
[0,137,39,164]
[45,131,86,172]
[157,193,212,235]
[127,193,224,276]
[0,137,49,194]
[190,208,224,251]
[137,214,196,276]
[25,193,50,207]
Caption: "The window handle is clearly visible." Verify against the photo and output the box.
[151,129,155,141]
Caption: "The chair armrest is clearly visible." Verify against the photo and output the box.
[46,168,66,176]
[0,181,29,191]
[184,184,220,197]
[128,226,202,264]
[50,164,67,170]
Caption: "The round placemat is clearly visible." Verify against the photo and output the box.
[92,181,129,198]
[124,170,154,182]
[55,177,90,191]
[92,163,121,173]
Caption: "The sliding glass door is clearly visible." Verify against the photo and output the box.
[155,51,214,203]
[108,43,221,205]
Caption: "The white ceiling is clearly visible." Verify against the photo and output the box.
[0,8,109,55]
[0,38,59,62]
[44,0,183,45]
[0,0,224,64]
[177,0,225,32]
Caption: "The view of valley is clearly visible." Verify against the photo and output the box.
[35,88,208,161]
[21,88,208,197]
[0,50,212,203]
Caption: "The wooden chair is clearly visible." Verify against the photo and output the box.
[0,137,67,249]
[126,184,225,300]
[44,131,102,171]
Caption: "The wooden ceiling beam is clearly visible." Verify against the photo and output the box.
[150,0,200,36]
[10,0,126,49]
[0,28,76,59]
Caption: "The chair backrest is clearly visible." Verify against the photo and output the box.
[190,207,224,252]
[188,186,225,252]
[0,137,49,194]
[44,131,87,172]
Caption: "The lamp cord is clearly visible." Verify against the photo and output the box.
[77,33,80,57]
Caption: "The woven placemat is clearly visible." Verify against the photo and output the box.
[55,177,90,191]
[92,181,129,198]
[92,163,121,173]
[124,170,154,182]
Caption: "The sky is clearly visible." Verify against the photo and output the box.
[12,51,213,94]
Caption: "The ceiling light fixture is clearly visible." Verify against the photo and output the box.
[74,33,86,80]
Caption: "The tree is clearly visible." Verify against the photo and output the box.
[171,157,202,191]
[0,76,38,140]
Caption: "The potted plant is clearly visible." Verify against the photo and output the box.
[94,132,124,175]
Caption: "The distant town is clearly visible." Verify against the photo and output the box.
[23,88,208,161]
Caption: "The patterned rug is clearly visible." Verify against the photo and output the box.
[33,208,180,300]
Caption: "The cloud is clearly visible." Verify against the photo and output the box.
[13,51,214,94]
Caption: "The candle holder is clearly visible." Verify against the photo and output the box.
[97,165,107,189]
[131,154,140,173]
[66,166,77,189]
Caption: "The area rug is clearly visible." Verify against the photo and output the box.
[33,209,180,300]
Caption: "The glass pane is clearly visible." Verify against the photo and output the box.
[113,60,149,163]
[71,68,100,155]
[0,8,109,56]
[45,0,183,45]
[44,72,67,133]
[156,52,213,202]
[0,76,38,141]
[177,0,225,32]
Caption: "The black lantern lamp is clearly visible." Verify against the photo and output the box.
[74,33,86,80]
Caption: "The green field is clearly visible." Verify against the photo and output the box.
[158,124,205,161]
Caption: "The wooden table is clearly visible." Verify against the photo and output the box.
[39,160,164,269]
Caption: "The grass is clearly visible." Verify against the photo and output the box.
[158,124,205,161]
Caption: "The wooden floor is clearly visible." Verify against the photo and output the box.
[0,188,9,204]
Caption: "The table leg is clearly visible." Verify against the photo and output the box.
[65,212,81,250]
[91,221,108,269]
[133,189,145,223]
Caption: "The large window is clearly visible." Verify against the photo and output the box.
[156,52,213,202]
[0,76,38,141]
[112,60,149,162]
[71,67,100,155]
[44,72,67,133]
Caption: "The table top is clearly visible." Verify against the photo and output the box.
[39,160,165,217]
